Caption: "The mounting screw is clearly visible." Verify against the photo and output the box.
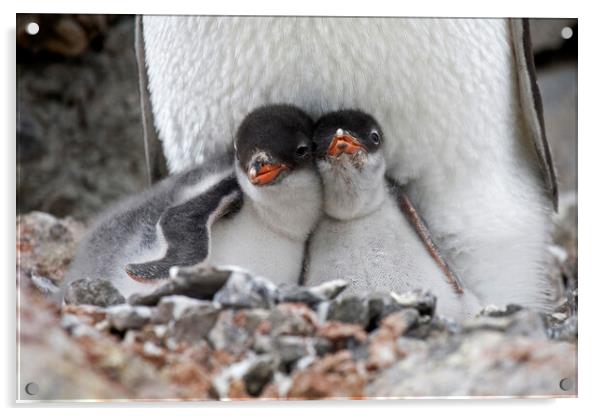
[26,22,40,36]
[559,378,574,391]
[25,382,39,396]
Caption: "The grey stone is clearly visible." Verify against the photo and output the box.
[363,292,404,328]
[30,274,60,295]
[64,278,125,307]
[170,302,220,345]
[367,331,577,397]
[307,279,348,300]
[546,314,578,342]
[208,309,270,355]
[274,336,314,365]
[213,268,279,309]
[464,309,548,340]
[107,304,152,331]
[129,266,231,306]
[277,285,325,306]
[152,295,215,324]
[243,358,275,396]
[313,337,333,356]
[327,296,369,328]
[390,290,436,317]
[478,304,524,317]
[267,305,316,336]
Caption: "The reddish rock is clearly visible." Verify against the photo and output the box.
[288,350,366,399]
[317,321,367,350]
[17,212,85,285]
[366,309,417,371]
[268,302,319,336]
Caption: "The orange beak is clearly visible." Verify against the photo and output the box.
[249,163,289,186]
[327,134,367,157]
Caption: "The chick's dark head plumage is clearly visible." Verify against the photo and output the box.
[235,105,314,186]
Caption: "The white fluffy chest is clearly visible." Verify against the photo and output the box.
[306,196,480,319]
[207,204,305,285]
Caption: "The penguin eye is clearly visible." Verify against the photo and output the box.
[371,131,381,145]
[295,144,310,158]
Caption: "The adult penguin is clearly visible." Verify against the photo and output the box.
[137,17,557,311]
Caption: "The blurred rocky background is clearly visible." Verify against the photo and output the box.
[17,14,146,220]
[16,16,578,401]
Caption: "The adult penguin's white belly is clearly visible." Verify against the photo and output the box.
[142,17,556,311]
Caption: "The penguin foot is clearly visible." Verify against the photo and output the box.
[125,261,171,283]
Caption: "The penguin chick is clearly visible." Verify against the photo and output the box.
[305,110,481,320]
[65,105,322,299]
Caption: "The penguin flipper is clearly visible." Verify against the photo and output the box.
[510,18,559,211]
[126,175,242,281]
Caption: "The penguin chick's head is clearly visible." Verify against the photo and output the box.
[313,109,384,166]
[235,104,314,187]
[313,110,387,220]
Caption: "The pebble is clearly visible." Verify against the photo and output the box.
[170,302,221,345]
[152,295,216,324]
[128,266,231,306]
[64,278,125,307]
[213,268,279,309]
[107,304,152,331]
[243,357,275,396]
[389,289,436,317]
[327,296,369,328]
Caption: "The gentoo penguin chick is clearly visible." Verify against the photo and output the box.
[65,105,322,299]
[305,110,481,320]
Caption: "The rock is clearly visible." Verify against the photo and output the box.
[60,304,108,338]
[208,309,270,356]
[547,314,578,342]
[129,266,231,306]
[464,309,548,340]
[268,303,318,336]
[367,331,577,397]
[364,292,391,328]
[152,295,216,324]
[212,354,269,399]
[243,358,276,396]
[313,338,334,356]
[404,315,460,340]
[366,309,418,371]
[107,304,152,331]
[160,358,218,400]
[317,321,367,351]
[327,296,369,328]
[30,274,60,295]
[288,350,365,399]
[478,304,524,317]
[18,280,175,400]
[273,336,315,366]
[277,285,325,306]
[16,206,579,400]
[64,278,125,307]
[17,212,85,285]
[309,279,349,299]
[390,289,436,317]
[213,267,279,309]
[170,302,220,346]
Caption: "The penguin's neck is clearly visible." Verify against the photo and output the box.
[320,157,387,221]
[235,163,323,242]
